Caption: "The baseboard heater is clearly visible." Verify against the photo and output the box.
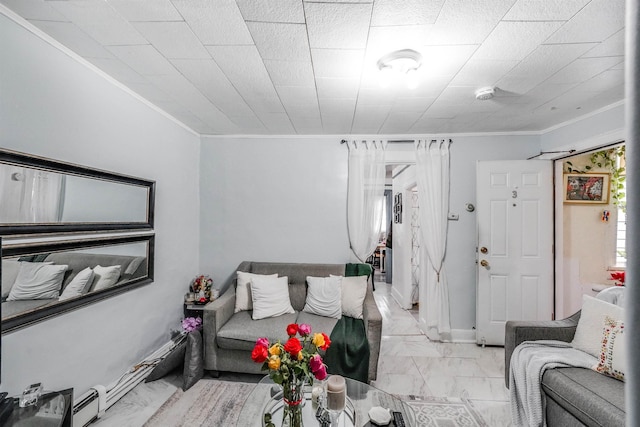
[73,334,186,427]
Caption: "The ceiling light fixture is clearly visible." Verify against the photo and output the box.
[475,86,495,101]
[377,49,423,89]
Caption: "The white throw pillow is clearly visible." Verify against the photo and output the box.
[303,276,342,319]
[593,316,626,381]
[332,275,368,319]
[59,267,95,301]
[7,262,68,300]
[1,259,22,299]
[91,265,122,291]
[235,271,278,313]
[250,276,295,320]
[572,295,624,357]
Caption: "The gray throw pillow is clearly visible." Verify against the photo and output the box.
[183,330,204,391]
[145,341,186,382]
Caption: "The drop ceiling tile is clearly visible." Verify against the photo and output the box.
[146,73,226,116]
[289,115,323,134]
[315,78,360,99]
[264,60,315,87]
[88,57,147,83]
[134,22,209,59]
[171,0,252,45]
[276,86,319,108]
[108,45,179,76]
[318,98,357,117]
[254,112,296,133]
[320,115,354,134]
[472,21,563,60]
[582,29,625,58]
[450,59,519,86]
[503,0,590,21]
[545,0,624,44]
[495,43,597,94]
[125,81,174,104]
[352,104,391,133]
[207,45,284,112]
[107,0,182,21]
[365,26,432,60]
[48,0,147,45]
[171,59,254,117]
[236,0,304,23]
[546,56,624,84]
[1,0,68,21]
[422,102,459,119]
[228,114,267,132]
[311,49,365,79]
[582,69,625,92]
[247,22,310,61]
[356,88,398,105]
[305,2,372,49]
[435,86,477,104]
[427,0,517,45]
[393,97,436,113]
[420,45,478,78]
[32,20,114,58]
[379,112,421,133]
[371,0,444,26]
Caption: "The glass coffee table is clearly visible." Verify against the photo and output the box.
[237,375,415,426]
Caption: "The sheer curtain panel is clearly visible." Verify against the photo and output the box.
[415,139,452,341]
[346,140,386,262]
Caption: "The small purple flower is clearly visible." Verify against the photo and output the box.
[298,323,312,336]
[182,317,202,333]
[256,337,270,348]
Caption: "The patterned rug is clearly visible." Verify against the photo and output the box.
[402,394,489,427]
[145,380,489,426]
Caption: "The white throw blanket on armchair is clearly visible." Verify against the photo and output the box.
[509,340,597,427]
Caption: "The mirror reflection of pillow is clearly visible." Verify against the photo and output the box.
[2,260,22,299]
[59,267,95,301]
[91,265,121,291]
[7,262,68,300]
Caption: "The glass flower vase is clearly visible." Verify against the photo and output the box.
[281,376,306,427]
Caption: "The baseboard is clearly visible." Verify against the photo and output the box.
[450,329,476,343]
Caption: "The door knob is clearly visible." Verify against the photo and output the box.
[480,247,488,254]
[480,260,489,268]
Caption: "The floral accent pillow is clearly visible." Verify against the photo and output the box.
[593,315,626,381]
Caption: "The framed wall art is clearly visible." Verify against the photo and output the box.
[563,173,611,204]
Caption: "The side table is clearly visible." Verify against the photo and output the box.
[183,301,211,318]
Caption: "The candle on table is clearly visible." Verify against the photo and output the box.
[326,375,346,411]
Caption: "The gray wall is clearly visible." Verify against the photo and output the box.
[199,135,540,334]
[199,137,352,291]
[0,13,200,396]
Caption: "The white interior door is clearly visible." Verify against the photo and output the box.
[476,160,554,346]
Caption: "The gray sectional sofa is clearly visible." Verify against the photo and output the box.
[203,261,382,382]
[505,311,625,426]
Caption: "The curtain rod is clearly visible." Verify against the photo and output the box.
[527,149,576,160]
[340,139,452,144]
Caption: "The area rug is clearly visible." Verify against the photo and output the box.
[145,379,490,427]
[142,380,256,426]
[402,394,489,427]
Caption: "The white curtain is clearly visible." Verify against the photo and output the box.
[346,140,387,262]
[415,139,451,341]
[0,166,65,223]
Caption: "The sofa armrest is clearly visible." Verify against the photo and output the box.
[504,311,581,387]
[202,287,236,370]
[362,284,382,383]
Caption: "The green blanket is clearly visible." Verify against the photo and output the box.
[323,263,371,383]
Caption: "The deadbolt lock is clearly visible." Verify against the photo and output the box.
[480,247,488,254]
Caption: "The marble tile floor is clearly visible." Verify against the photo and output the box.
[92,280,512,426]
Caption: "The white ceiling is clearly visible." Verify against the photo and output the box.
[1,0,626,135]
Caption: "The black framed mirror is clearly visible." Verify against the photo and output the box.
[1,234,154,333]
[0,148,155,236]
